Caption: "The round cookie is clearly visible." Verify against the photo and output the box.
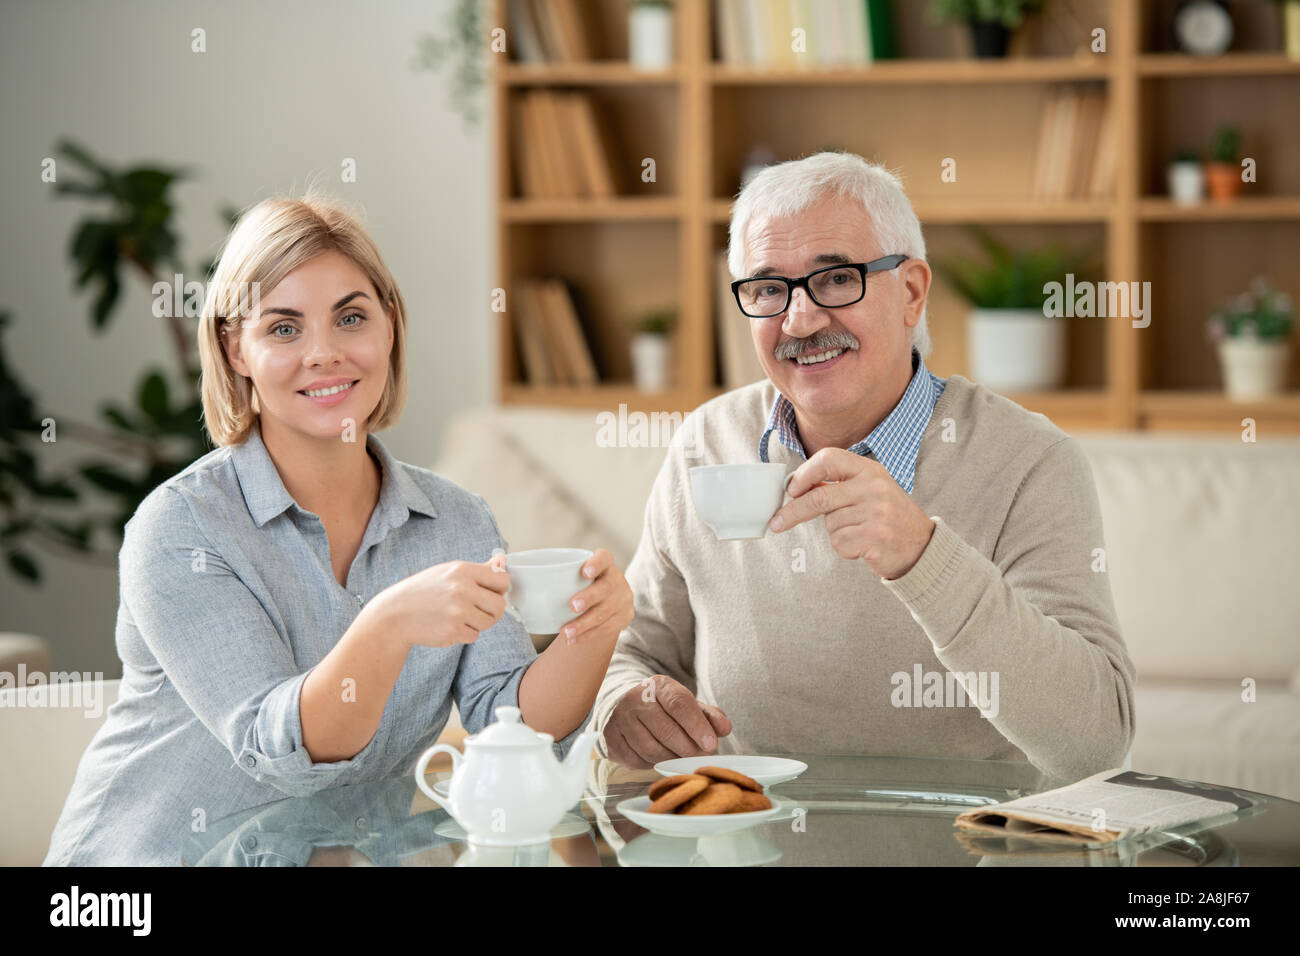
[648,774,707,802]
[693,765,762,793]
[648,775,709,813]
[733,789,773,812]
[679,782,743,815]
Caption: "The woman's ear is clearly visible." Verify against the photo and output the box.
[223,324,249,377]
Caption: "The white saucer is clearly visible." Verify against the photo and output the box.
[653,755,808,788]
[616,795,781,837]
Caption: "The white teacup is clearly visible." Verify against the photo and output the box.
[688,463,794,540]
[501,548,593,634]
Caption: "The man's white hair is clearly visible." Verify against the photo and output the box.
[727,151,930,358]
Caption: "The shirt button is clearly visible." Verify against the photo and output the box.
[243,755,256,768]
[242,836,257,850]
[355,816,368,830]
[353,593,363,605]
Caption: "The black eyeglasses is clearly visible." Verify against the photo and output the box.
[731,254,910,318]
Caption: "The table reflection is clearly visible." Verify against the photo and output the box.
[180,753,1281,867]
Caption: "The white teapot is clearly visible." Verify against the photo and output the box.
[414,705,598,846]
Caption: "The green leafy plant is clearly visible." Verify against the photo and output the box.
[414,0,488,128]
[630,307,677,336]
[1209,124,1241,164]
[932,226,1103,311]
[1171,146,1201,163]
[1206,277,1294,343]
[928,0,1047,27]
[0,140,238,583]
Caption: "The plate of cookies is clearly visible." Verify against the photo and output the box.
[616,766,782,837]
[653,755,808,788]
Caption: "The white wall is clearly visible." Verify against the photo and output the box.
[0,0,494,673]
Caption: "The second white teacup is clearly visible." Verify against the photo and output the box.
[502,548,593,634]
[688,463,794,540]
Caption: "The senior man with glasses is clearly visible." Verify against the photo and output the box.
[592,151,1136,783]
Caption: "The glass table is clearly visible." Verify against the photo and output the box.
[181,754,1300,866]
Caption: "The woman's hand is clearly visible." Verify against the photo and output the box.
[557,548,634,647]
[369,559,509,650]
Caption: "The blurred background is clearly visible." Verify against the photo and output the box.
[2,0,1297,807]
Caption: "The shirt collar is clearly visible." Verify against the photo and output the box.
[231,422,438,529]
[758,347,940,494]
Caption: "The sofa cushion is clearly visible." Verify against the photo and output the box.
[1131,678,1300,802]
[1076,433,1300,682]
[431,405,668,568]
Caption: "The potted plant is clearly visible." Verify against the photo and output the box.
[933,227,1101,391]
[629,0,674,69]
[414,0,487,128]
[629,307,677,391]
[928,0,1048,58]
[1206,277,1294,399]
[1167,147,1205,205]
[1205,124,1244,201]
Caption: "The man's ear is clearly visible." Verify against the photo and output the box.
[900,259,932,328]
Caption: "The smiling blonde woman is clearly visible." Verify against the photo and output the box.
[43,193,633,866]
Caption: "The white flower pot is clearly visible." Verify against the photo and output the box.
[631,332,671,391]
[1168,161,1205,205]
[1217,338,1291,399]
[629,4,674,69]
[967,308,1068,392]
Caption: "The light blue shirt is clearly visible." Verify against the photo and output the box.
[758,347,947,494]
[44,422,589,866]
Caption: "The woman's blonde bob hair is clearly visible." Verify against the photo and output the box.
[198,192,408,446]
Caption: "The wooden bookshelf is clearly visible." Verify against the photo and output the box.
[492,0,1300,435]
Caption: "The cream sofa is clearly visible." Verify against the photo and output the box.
[431,404,1300,804]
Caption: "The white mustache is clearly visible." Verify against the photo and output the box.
[774,333,859,361]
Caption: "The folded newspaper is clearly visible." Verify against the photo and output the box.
[953,770,1260,845]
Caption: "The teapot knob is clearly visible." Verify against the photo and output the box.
[494,705,522,724]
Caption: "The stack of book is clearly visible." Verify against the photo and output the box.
[715,0,896,66]
[1031,85,1116,200]
[508,0,592,62]
[513,90,621,199]
[511,278,600,386]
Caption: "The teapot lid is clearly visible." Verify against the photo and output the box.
[468,706,548,748]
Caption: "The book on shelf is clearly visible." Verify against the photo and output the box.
[1031,85,1112,201]
[1086,97,1116,199]
[511,281,555,385]
[513,90,621,199]
[716,0,893,66]
[541,278,599,386]
[512,278,599,387]
[507,0,546,63]
[512,0,591,63]
[715,249,768,389]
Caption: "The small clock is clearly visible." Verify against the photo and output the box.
[1173,0,1234,56]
